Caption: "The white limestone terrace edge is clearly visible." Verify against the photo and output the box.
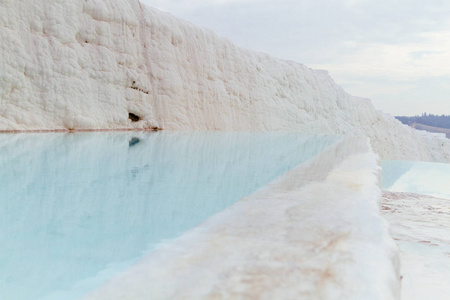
[83,136,401,300]
[382,192,450,300]
[0,0,449,162]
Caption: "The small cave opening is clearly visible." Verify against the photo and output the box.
[129,112,140,122]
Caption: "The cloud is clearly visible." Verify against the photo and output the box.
[312,31,450,81]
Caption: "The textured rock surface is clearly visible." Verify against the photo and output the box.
[382,192,450,300]
[0,0,449,161]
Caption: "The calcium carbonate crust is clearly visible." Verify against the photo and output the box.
[0,0,449,162]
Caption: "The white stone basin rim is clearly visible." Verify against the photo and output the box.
[84,135,400,300]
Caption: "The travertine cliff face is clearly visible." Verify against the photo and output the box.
[0,0,449,161]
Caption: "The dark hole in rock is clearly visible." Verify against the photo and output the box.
[129,137,140,147]
[129,112,140,122]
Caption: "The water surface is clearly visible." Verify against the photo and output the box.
[381,160,450,199]
[0,132,340,300]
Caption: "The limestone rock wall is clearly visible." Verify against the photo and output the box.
[0,0,449,161]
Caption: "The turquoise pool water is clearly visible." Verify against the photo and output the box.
[0,132,340,300]
[381,160,450,199]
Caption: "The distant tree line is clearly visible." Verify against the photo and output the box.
[396,113,450,129]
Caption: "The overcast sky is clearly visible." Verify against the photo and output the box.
[140,0,450,116]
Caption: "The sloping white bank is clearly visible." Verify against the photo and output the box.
[84,136,400,300]
[383,192,450,300]
[0,0,449,161]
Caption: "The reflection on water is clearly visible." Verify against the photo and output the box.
[381,160,450,199]
[128,137,140,147]
[0,132,340,300]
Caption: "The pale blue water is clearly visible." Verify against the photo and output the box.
[0,132,340,300]
[381,160,450,199]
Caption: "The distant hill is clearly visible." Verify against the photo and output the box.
[396,114,450,129]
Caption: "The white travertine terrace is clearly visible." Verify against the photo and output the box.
[0,0,449,162]
[5,1,440,298]
[84,136,400,300]
[383,192,450,300]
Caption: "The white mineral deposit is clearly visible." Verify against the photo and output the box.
[0,0,449,162]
